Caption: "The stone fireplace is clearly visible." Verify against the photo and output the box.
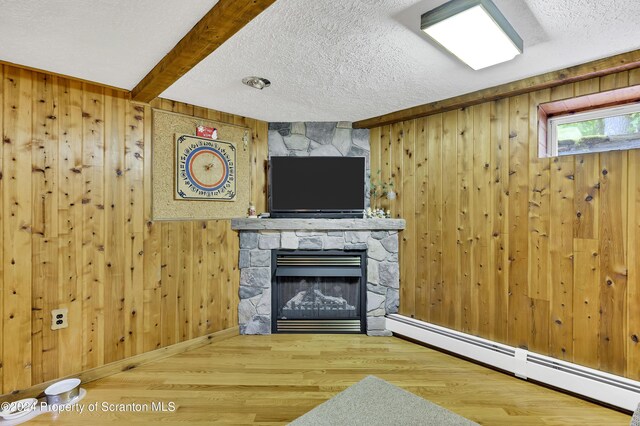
[231,218,405,336]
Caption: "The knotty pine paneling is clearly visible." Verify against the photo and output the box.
[0,63,268,394]
[372,68,640,380]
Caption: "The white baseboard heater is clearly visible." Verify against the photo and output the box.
[386,314,640,412]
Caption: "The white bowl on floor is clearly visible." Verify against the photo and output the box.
[44,378,81,406]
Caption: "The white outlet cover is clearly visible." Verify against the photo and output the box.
[51,308,69,330]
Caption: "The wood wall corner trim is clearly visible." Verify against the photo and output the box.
[131,0,277,103]
[353,48,640,129]
[0,327,239,402]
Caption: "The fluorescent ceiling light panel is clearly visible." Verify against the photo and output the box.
[421,0,523,70]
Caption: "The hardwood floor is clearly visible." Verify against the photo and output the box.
[29,334,630,425]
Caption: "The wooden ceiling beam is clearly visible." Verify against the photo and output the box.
[353,48,640,129]
[131,0,277,103]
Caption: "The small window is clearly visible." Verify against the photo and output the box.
[547,103,640,156]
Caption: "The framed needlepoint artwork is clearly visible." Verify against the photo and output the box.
[175,134,236,201]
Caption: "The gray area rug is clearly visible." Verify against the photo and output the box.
[290,376,478,426]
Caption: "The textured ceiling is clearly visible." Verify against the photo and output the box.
[161,0,640,122]
[1,1,639,122]
[0,0,217,89]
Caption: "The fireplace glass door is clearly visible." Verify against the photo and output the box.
[272,250,366,333]
[276,276,361,320]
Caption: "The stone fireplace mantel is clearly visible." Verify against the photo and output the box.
[231,218,405,336]
[231,218,406,231]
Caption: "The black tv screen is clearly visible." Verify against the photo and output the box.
[269,156,365,218]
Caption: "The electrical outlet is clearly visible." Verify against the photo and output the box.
[51,308,68,330]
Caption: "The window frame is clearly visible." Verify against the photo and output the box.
[547,101,640,157]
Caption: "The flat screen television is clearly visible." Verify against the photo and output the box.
[269,156,365,218]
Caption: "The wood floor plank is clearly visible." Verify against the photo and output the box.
[24,335,631,425]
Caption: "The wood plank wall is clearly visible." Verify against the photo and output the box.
[370,69,640,380]
[0,63,269,394]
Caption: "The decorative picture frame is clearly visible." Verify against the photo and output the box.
[175,133,237,201]
[151,108,251,220]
